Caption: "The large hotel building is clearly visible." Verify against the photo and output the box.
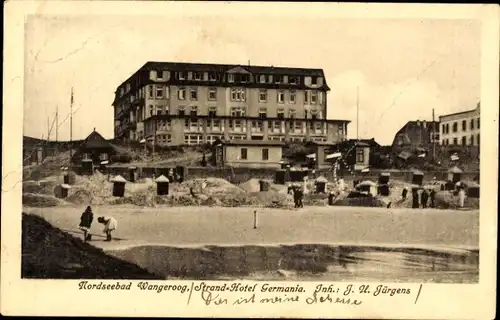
[112,62,350,146]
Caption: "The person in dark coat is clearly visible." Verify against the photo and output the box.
[421,189,429,209]
[79,206,94,242]
[292,186,299,208]
[429,189,436,208]
[295,188,304,208]
[402,187,408,201]
[411,189,419,209]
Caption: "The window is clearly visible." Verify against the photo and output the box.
[190,106,198,117]
[356,149,364,163]
[148,85,154,98]
[273,121,281,132]
[231,107,246,117]
[209,72,217,81]
[190,88,198,100]
[259,90,267,102]
[452,122,458,133]
[230,88,246,101]
[262,148,269,161]
[477,134,480,144]
[453,138,458,145]
[156,70,163,79]
[311,91,318,104]
[99,153,108,161]
[446,124,449,134]
[461,136,466,145]
[310,110,318,120]
[157,105,164,115]
[193,72,202,81]
[178,72,187,80]
[477,118,480,129]
[275,75,284,84]
[178,106,185,116]
[83,153,91,160]
[277,91,285,103]
[211,119,221,130]
[289,76,299,85]
[240,148,247,160]
[156,86,164,99]
[208,88,217,100]
[208,107,217,118]
[304,91,309,104]
[259,108,267,119]
[470,119,475,130]
[252,121,263,132]
[442,124,446,134]
[259,75,266,83]
[470,135,474,145]
[289,110,296,119]
[235,74,250,83]
[277,109,284,120]
[178,88,186,100]
[290,90,296,104]
[149,105,154,117]
[228,74,235,83]
[462,120,467,131]
[311,76,318,85]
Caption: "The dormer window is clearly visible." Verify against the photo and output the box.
[234,74,250,83]
[311,76,318,85]
[275,75,284,84]
[156,70,163,79]
[178,72,187,80]
[259,75,266,83]
[209,72,217,81]
[228,74,235,83]
[289,76,299,85]
[193,72,202,81]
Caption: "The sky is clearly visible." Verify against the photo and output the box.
[24,14,480,145]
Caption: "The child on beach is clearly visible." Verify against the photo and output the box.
[97,216,118,241]
[79,206,94,243]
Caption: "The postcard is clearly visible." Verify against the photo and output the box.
[2,1,498,318]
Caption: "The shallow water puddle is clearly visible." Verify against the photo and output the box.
[108,244,479,283]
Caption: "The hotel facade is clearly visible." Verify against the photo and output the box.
[439,103,480,146]
[112,62,350,146]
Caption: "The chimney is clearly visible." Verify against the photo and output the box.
[93,127,96,132]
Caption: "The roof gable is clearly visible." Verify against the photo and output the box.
[79,130,112,149]
[226,66,251,74]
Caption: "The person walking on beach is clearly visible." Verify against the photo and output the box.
[458,187,466,208]
[429,189,436,208]
[292,185,299,208]
[420,189,429,209]
[97,216,118,241]
[79,206,94,242]
[402,187,408,201]
[296,187,304,208]
[411,189,419,208]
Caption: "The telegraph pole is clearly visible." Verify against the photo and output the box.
[70,88,74,160]
[356,86,359,141]
[47,116,50,141]
[432,108,436,162]
[56,105,59,142]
